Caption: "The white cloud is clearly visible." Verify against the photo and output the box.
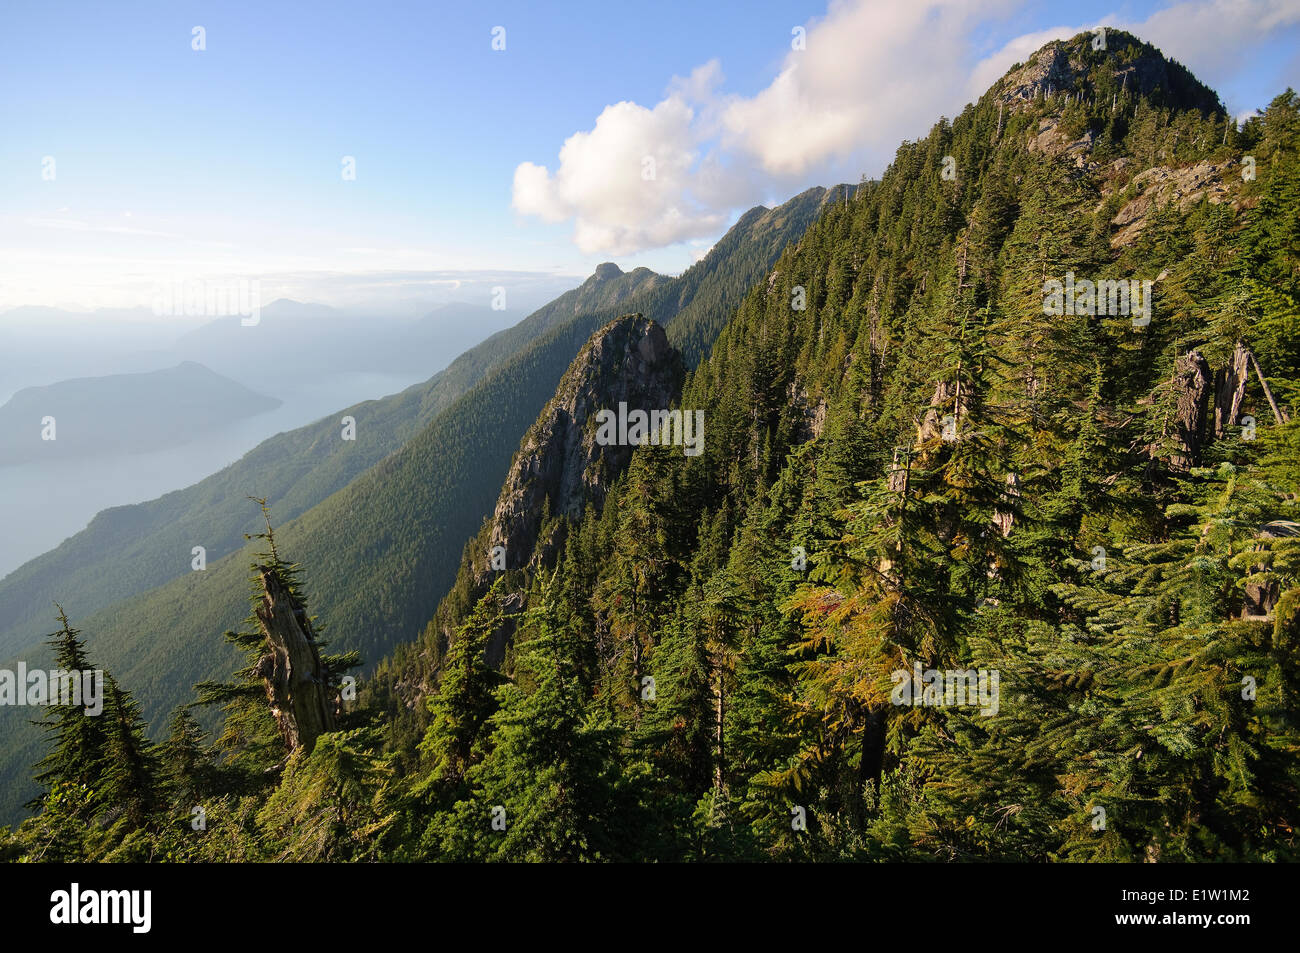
[1133,0,1300,79]
[513,0,1002,255]
[515,0,1299,257]
[512,94,727,256]
[669,59,725,105]
[720,0,1012,177]
[690,242,715,264]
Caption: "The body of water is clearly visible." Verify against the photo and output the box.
[0,371,424,579]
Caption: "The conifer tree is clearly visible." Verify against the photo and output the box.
[99,674,161,830]
[258,727,395,862]
[158,706,215,816]
[426,581,641,861]
[416,581,509,791]
[30,606,108,816]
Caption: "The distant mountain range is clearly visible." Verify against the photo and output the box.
[0,362,280,465]
[0,186,838,821]
[3,31,1296,865]
[0,298,536,578]
[0,299,529,402]
[165,299,525,392]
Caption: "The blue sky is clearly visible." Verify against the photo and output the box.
[1,0,1297,311]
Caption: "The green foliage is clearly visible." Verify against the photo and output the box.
[11,36,1300,863]
[0,182,833,829]
[387,38,1299,862]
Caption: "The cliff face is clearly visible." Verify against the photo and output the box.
[1107,158,1239,247]
[480,313,683,581]
[997,33,1221,116]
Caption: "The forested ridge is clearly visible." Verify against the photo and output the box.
[4,32,1298,862]
[0,183,833,825]
[0,257,663,666]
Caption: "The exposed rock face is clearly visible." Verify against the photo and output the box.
[1026,117,1095,164]
[480,313,684,582]
[998,34,1234,232]
[1110,159,1237,247]
[998,36,1219,116]
[1000,43,1082,109]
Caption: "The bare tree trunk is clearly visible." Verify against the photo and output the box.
[1247,348,1290,425]
[918,379,962,443]
[992,472,1020,538]
[1170,351,1212,472]
[1213,341,1250,439]
[254,566,335,756]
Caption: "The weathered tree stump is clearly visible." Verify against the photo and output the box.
[1169,350,1211,472]
[1213,341,1250,439]
[917,379,964,443]
[254,566,334,755]
[992,471,1020,538]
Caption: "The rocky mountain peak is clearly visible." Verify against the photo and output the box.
[996,31,1222,117]
[479,313,683,581]
[569,262,665,316]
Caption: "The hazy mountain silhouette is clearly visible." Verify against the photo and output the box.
[0,362,280,465]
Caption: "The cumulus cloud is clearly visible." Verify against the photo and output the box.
[513,0,999,255]
[512,93,727,256]
[1135,0,1300,79]
[719,0,1012,177]
[514,0,1298,257]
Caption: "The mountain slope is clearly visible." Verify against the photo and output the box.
[358,33,1300,860]
[664,185,855,366]
[0,362,280,464]
[4,31,1297,863]
[0,185,835,822]
[63,184,836,694]
[0,264,660,665]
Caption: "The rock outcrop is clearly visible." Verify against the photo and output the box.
[994,33,1236,241]
[1109,159,1237,247]
[997,34,1220,116]
[479,313,684,582]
